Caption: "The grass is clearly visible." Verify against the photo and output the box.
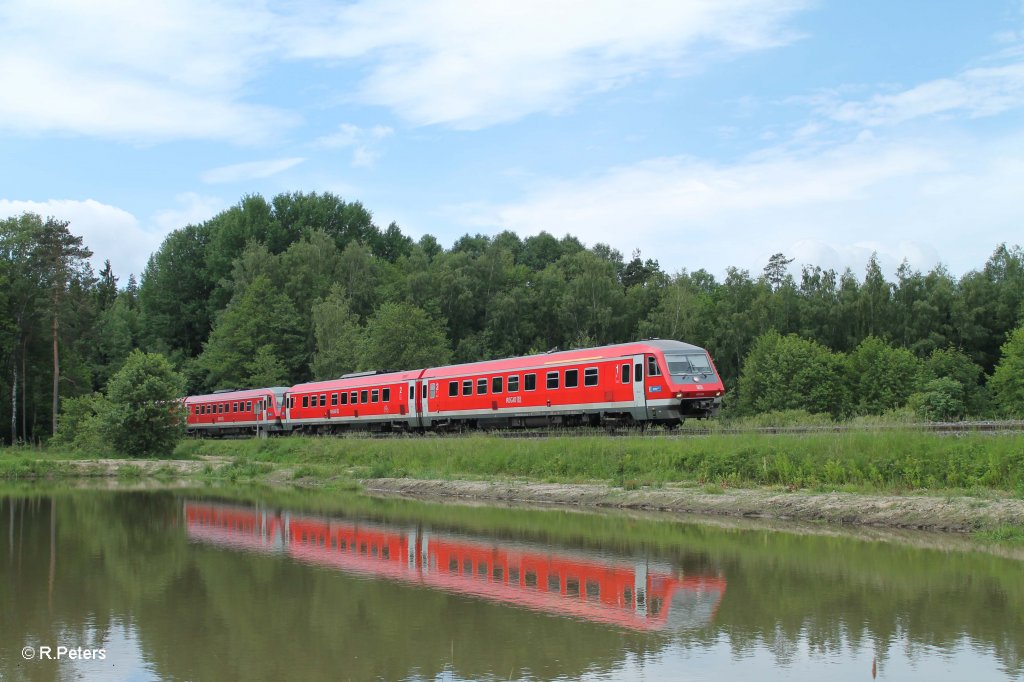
[173,429,1024,494]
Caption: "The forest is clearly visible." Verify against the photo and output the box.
[2,190,1024,444]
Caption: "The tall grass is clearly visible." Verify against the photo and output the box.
[177,430,1024,492]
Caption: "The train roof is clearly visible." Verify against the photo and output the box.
[186,386,288,402]
[289,369,424,393]
[423,339,706,378]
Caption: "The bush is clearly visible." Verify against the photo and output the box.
[908,378,966,421]
[51,393,114,455]
[990,325,1024,417]
[104,350,185,457]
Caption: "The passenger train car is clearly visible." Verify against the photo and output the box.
[185,501,727,632]
[183,339,724,436]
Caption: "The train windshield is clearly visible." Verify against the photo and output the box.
[664,353,713,377]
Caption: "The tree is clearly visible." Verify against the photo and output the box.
[104,350,184,456]
[989,325,1024,417]
[310,285,363,379]
[196,276,305,389]
[33,217,93,435]
[922,347,984,415]
[845,336,923,415]
[737,331,849,417]
[358,303,451,371]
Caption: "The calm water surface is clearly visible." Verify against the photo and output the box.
[1,488,1021,681]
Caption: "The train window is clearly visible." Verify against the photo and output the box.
[340,392,348,405]
[448,381,458,397]
[371,389,379,403]
[360,390,369,403]
[585,579,600,600]
[288,397,294,409]
[565,369,579,388]
[221,404,226,413]
[331,393,338,406]
[232,402,238,412]
[548,574,561,592]
[246,401,252,411]
[623,587,632,605]
[477,562,488,579]
[584,367,599,386]
[634,362,643,383]
[320,394,327,407]
[524,373,536,391]
[302,396,309,408]
[477,378,487,394]
[382,388,390,402]
[463,559,472,575]
[508,567,519,584]
[382,546,389,559]
[621,363,630,383]
[546,371,559,390]
[492,566,504,581]
[508,375,520,392]
[647,356,661,377]
[430,383,437,399]
[525,570,537,587]
[566,577,580,597]
[462,379,473,396]
[351,391,358,404]
[491,376,503,393]
[449,557,459,572]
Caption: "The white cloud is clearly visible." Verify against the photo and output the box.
[201,158,306,184]
[820,61,1024,127]
[0,0,295,143]
[458,130,1024,278]
[151,193,226,232]
[0,198,159,280]
[315,123,394,167]
[282,0,809,128]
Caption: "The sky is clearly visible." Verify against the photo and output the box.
[2,0,1023,283]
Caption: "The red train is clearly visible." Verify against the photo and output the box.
[184,339,724,436]
[185,501,727,632]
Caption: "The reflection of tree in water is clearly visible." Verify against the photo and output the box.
[2,492,1023,680]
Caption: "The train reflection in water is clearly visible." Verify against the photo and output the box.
[184,502,726,632]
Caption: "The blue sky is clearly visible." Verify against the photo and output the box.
[2,0,1023,282]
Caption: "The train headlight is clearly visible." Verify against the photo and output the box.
[674,392,683,398]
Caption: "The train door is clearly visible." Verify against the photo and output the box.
[407,380,418,427]
[255,397,265,437]
[631,353,647,419]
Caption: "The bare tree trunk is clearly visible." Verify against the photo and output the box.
[21,338,27,443]
[51,302,59,436]
[10,342,17,445]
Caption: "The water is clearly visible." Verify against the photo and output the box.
[1,488,1021,681]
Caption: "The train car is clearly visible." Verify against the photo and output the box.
[183,339,723,435]
[284,369,425,433]
[184,386,289,436]
[418,339,723,429]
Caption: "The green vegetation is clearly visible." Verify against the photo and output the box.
[176,431,1024,493]
[4,192,1024,447]
[50,350,185,457]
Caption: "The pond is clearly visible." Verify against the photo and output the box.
[1,487,1021,681]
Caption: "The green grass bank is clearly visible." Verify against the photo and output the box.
[173,430,1024,494]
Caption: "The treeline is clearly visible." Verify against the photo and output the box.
[2,191,1024,443]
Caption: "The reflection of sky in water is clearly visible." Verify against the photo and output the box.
[54,621,158,682]
[572,636,1012,682]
